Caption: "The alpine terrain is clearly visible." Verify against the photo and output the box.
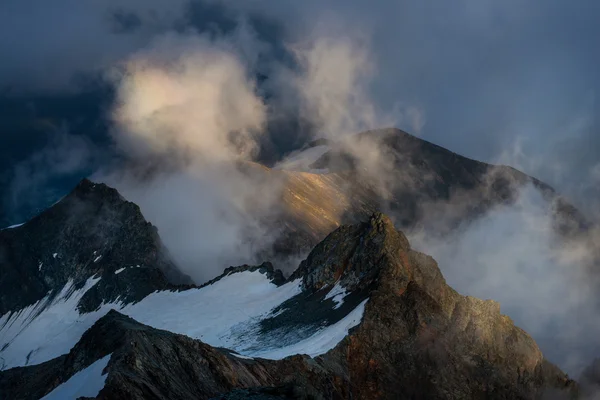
[0,129,595,399]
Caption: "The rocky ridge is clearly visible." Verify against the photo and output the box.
[0,212,577,399]
[0,178,192,316]
[268,128,590,262]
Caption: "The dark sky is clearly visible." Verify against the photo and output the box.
[1,0,599,219]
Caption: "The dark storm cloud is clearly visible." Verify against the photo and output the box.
[225,0,600,211]
[2,0,596,192]
[1,0,598,237]
[0,0,191,93]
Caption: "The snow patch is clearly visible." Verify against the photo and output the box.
[41,354,111,400]
[38,262,43,271]
[324,282,347,309]
[52,253,58,259]
[231,353,254,360]
[246,299,369,359]
[1,223,24,230]
[51,195,66,207]
[274,145,330,173]
[0,276,102,370]
[114,268,126,275]
[93,255,102,263]
[0,271,301,369]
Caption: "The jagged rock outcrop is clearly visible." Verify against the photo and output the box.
[310,213,576,399]
[200,262,286,288]
[0,178,192,315]
[0,213,577,399]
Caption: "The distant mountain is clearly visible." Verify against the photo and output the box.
[258,128,590,263]
[0,212,577,399]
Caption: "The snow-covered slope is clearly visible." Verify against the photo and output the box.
[0,277,102,369]
[0,269,368,370]
[274,145,330,173]
[41,354,111,400]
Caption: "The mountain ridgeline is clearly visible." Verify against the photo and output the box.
[0,179,192,316]
[267,129,589,261]
[0,193,580,399]
[0,129,595,399]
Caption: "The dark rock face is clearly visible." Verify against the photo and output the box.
[290,213,411,292]
[0,213,578,399]
[322,129,587,233]
[0,178,192,315]
[210,386,296,399]
[285,213,576,399]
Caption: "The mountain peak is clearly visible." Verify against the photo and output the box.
[0,178,192,315]
[66,178,129,207]
[290,211,410,292]
[1,210,578,398]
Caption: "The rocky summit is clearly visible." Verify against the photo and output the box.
[0,197,578,399]
[0,178,192,316]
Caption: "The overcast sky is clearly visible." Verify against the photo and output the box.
[1,0,598,213]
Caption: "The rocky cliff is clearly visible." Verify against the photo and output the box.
[0,213,577,399]
[0,178,192,316]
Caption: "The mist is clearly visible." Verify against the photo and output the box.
[92,12,412,282]
[410,184,600,376]
[2,0,598,210]
[93,28,288,282]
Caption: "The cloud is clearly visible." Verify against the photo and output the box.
[110,31,267,163]
[409,184,600,376]
[97,162,285,283]
[0,0,194,93]
[289,33,377,140]
[275,27,429,201]
[2,0,596,202]
[96,29,287,282]
[226,0,600,209]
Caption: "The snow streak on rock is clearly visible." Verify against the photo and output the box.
[41,354,111,400]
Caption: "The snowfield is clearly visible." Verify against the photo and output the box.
[0,276,103,369]
[122,270,304,349]
[0,270,368,370]
[41,354,111,400]
[245,299,368,359]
